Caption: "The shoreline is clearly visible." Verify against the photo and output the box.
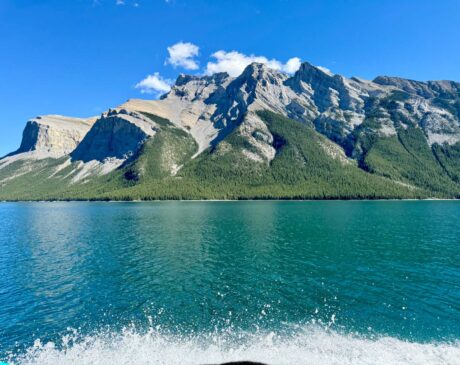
[1,198,459,203]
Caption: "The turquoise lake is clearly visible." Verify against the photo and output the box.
[0,201,459,364]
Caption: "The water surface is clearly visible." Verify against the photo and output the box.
[0,201,459,364]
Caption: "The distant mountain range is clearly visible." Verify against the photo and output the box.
[1,61,460,200]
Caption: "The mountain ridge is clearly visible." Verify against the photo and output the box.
[1,61,460,200]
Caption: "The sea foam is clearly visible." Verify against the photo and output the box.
[6,325,460,365]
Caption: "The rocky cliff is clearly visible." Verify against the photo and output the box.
[71,109,158,163]
[12,115,95,158]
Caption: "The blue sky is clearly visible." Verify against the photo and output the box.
[1,0,460,156]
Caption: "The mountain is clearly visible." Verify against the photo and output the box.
[1,61,460,200]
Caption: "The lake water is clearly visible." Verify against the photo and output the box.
[0,201,459,364]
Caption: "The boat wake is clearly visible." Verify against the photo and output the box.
[5,325,460,365]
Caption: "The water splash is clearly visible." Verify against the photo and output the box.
[6,325,460,365]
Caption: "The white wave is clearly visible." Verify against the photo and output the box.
[7,326,460,365]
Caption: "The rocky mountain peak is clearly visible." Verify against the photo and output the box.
[236,63,288,89]
[241,62,284,78]
[295,61,334,79]
[175,72,230,87]
[166,71,231,103]
[287,62,339,91]
[225,63,290,109]
[175,73,200,86]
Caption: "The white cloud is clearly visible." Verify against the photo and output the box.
[283,57,302,74]
[135,72,172,96]
[165,42,199,70]
[116,0,125,5]
[135,44,303,96]
[205,50,301,77]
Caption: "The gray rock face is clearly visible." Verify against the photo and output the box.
[120,62,460,167]
[13,115,95,158]
[4,60,460,179]
[373,76,437,98]
[188,63,460,151]
[71,109,157,163]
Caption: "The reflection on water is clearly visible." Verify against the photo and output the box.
[1,201,460,360]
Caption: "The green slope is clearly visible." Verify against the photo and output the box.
[359,127,460,196]
[432,141,460,183]
[1,111,459,200]
[172,110,423,199]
